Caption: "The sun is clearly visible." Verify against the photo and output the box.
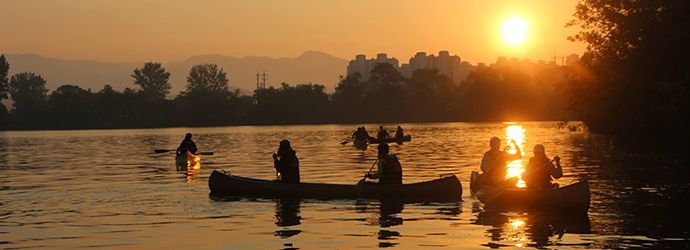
[502,17,528,45]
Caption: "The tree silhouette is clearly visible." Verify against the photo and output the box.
[184,63,230,94]
[0,55,9,100]
[178,63,236,125]
[8,72,48,127]
[564,0,690,145]
[47,85,96,129]
[406,68,461,121]
[363,63,407,121]
[0,55,9,127]
[131,62,172,100]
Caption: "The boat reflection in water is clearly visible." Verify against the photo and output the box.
[275,197,302,238]
[355,199,405,248]
[473,202,591,248]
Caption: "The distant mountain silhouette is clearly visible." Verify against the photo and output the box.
[4,51,348,97]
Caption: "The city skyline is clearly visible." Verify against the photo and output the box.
[1,0,585,64]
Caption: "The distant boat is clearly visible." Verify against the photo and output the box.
[209,170,462,202]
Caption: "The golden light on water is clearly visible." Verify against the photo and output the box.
[510,219,525,229]
[507,218,528,247]
[505,125,526,188]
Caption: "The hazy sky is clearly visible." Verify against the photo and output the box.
[1,0,586,64]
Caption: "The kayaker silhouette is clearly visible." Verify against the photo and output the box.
[273,139,300,183]
[176,133,197,156]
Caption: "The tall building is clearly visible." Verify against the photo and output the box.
[566,54,580,66]
[404,51,465,85]
[346,53,400,82]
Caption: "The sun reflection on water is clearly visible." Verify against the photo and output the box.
[505,125,526,187]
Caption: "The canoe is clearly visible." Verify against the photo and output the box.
[369,135,412,144]
[209,170,462,202]
[353,137,369,149]
[176,151,201,170]
[470,171,590,211]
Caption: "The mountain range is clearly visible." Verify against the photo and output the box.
[4,51,349,97]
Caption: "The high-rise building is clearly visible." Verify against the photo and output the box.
[404,51,464,85]
[566,54,580,66]
[346,53,400,82]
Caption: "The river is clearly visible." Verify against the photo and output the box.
[1,122,688,249]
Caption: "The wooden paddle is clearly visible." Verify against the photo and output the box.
[477,158,557,204]
[355,159,379,197]
[472,140,515,190]
[340,139,350,145]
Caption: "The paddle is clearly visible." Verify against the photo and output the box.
[472,140,515,190]
[158,149,214,155]
[355,159,379,197]
[340,139,350,145]
[477,158,557,204]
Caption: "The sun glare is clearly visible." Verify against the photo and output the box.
[502,17,528,45]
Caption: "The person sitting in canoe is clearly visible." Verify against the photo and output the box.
[523,144,562,189]
[352,127,367,140]
[273,139,300,183]
[394,126,404,139]
[377,126,390,141]
[176,133,198,156]
[480,136,521,186]
[365,143,403,184]
[362,126,373,140]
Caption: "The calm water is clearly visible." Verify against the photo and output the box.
[1,122,688,249]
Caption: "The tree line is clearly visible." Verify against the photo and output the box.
[0,54,571,130]
[561,0,690,149]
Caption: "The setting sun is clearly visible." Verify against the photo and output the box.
[502,17,528,45]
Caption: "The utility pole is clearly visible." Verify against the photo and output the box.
[256,70,267,90]
[262,70,267,89]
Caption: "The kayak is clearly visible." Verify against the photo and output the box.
[353,137,369,149]
[369,135,412,144]
[470,171,590,211]
[209,170,463,202]
[176,151,201,170]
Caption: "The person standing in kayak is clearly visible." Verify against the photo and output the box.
[176,133,198,156]
[480,136,521,186]
[365,143,403,184]
[273,139,300,183]
[523,144,562,189]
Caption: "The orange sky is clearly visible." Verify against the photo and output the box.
[1,0,585,64]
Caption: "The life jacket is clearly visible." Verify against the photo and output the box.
[379,154,402,184]
[483,150,507,186]
[524,156,552,189]
[279,149,300,183]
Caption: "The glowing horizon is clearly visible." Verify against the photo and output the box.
[0,0,585,64]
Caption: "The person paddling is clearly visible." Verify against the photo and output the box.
[352,127,362,140]
[365,143,403,184]
[176,133,198,156]
[377,126,390,141]
[523,144,562,189]
[480,136,522,186]
[273,140,300,183]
